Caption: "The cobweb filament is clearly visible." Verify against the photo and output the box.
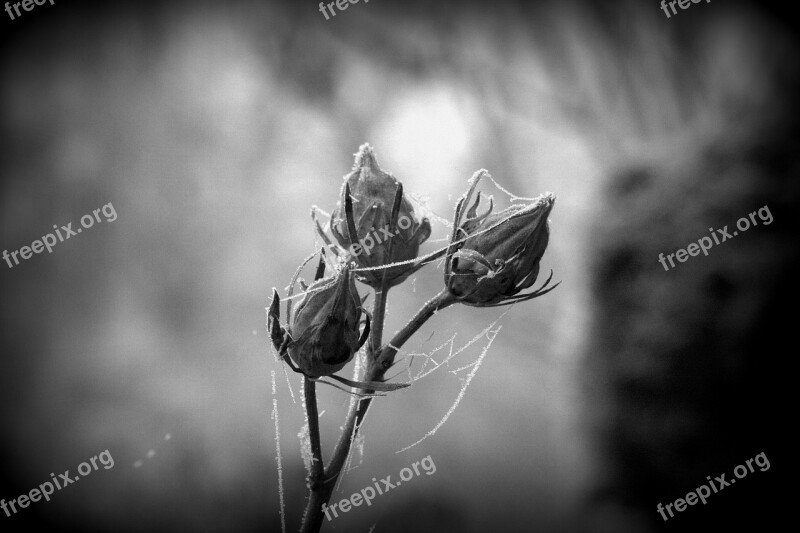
[396,325,502,454]
[270,370,287,533]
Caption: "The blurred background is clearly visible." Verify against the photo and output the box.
[1,0,797,531]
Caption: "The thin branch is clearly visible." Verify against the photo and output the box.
[304,379,324,482]
[370,286,389,357]
[377,289,457,372]
[299,378,325,533]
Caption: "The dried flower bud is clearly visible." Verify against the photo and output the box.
[445,171,558,307]
[284,263,369,378]
[329,144,431,288]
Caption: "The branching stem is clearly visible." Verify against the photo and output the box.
[298,288,456,532]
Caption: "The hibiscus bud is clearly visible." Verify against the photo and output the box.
[445,171,559,307]
[286,264,369,378]
[330,143,431,288]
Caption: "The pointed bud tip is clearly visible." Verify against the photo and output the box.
[353,143,379,171]
[540,192,557,211]
[468,169,490,186]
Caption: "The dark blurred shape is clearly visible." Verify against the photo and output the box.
[585,1,800,528]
